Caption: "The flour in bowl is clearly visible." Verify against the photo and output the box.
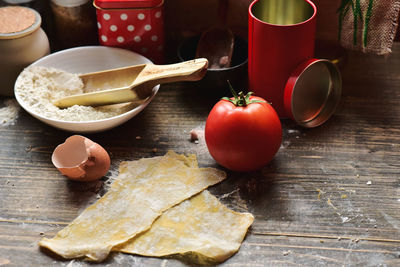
[15,66,138,121]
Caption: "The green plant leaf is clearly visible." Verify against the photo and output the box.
[363,0,374,47]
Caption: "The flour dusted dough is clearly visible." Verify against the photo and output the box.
[39,151,226,261]
[118,190,254,263]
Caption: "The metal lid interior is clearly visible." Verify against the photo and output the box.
[286,59,342,128]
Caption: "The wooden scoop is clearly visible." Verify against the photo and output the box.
[53,58,208,108]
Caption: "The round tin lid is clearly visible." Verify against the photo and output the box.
[283,59,342,128]
[0,6,41,39]
[94,0,163,9]
[52,0,91,8]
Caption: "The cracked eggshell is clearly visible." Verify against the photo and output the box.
[52,135,111,182]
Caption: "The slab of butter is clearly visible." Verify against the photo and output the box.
[117,189,254,263]
[39,151,226,261]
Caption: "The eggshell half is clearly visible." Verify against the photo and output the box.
[52,135,111,181]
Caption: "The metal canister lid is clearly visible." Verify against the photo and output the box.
[52,0,91,8]
[283,59,342,128]
[94,0,163,9]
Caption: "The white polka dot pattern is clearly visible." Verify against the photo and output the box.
[103,13,110,20]
[96,6,165,63]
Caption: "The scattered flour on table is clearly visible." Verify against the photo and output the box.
[63,260,83,267]
[15,66,138,122]
[0,99,20,126]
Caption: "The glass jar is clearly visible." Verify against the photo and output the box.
[51,0,98,49]
[0,6,50,96]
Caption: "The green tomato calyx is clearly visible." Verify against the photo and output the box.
[222,81,266,107]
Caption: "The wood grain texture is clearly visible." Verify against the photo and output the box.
[1,44,400,266]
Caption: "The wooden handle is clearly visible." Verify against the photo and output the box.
[136,58,209,85]
[53,59,209,108]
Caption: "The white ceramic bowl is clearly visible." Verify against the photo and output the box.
[14,46,159,133]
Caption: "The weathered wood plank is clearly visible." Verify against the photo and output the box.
[0,44,399,266]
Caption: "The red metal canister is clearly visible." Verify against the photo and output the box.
[93,0,164,63]
[248,0,317,117]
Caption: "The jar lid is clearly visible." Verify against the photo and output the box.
[3,0,33,3]
[0,6,41,39]
[94,0,163,9]
[283,59,342,128]
[52,0,90,8]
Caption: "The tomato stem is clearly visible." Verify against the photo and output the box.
[222,80,266,107]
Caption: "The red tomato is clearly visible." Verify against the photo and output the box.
[205,91,282,172]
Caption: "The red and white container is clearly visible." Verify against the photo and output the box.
[93,0,165,63]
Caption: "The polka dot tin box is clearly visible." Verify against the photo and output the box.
[93,0,164,63]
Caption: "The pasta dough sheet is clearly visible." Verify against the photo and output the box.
[39,151,226,261]
[117,190,254,263]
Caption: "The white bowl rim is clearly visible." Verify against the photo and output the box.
[14,46,159,125]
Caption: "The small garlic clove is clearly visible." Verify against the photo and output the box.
[52,135,110,182]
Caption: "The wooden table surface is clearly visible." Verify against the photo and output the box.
[1,43,400,267]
